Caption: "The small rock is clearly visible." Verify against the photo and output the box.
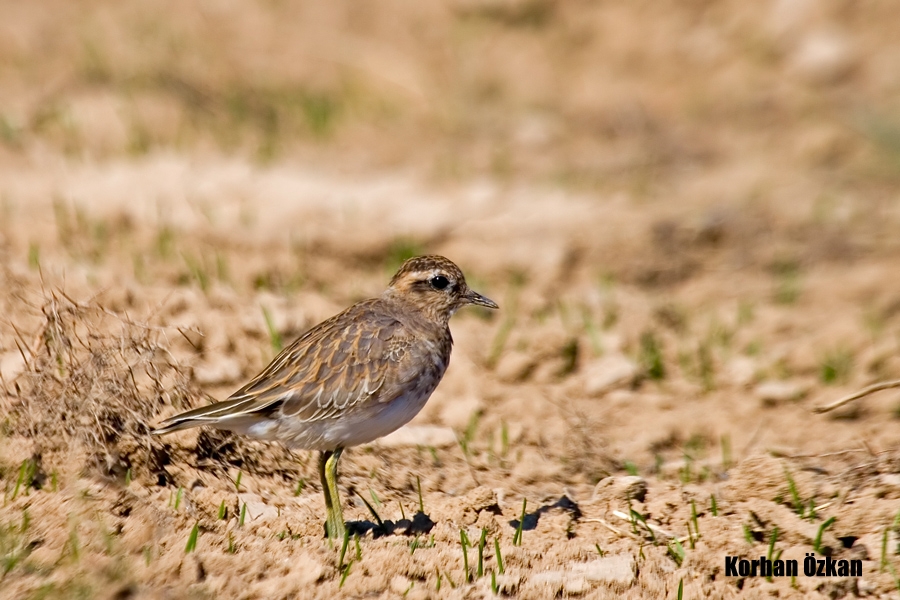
[531,570,566,592]
[490,573,521,595]
[564,577,590,595]
[531,556,635,592]
[593,476,647,503]
[0,352,25,381]
[879,473,900,488]
[374,425,457,448]
[237,493,279,523]
[877,474,900,498]
[848,541,869,562]
[755,380,808,405]
[390,575,412,596]
[790,30,856,84]
[724,357,757,387]
[464,486,500,512]
[855,533,886,566]
[583,354,640,395]
[454,486,501,524]
[573,555,637,586]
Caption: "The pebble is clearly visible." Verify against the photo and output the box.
[0,352,25,380]
[593,475,647,503]
[530,555,636,590]
[237,493,279,523]
[790,30,856,84]
[463,485,499,512]
[755,380,808,405]
[724,356,757,387]
[574,556,637,585]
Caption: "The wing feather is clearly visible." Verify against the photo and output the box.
[153,299,419,435]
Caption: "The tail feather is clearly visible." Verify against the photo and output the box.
[152,396,284,435]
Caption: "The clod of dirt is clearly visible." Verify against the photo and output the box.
[451,486,501,524]
[529,555,637,593]
[755,380,810,406]
[593,475,648,503]
[237,493,279,524]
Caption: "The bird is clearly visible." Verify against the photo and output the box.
[152,255,498,539]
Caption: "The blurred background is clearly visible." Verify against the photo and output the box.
[2,0,898,195]
[3,2,900,597]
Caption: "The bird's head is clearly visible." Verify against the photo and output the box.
[385,255,498,323]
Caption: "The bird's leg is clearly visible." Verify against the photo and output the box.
[321,448,346,540]
[318,451,334,537]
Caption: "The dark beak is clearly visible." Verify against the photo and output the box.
[465,290,499,309]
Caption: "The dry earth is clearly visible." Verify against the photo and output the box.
[2,1,900,599]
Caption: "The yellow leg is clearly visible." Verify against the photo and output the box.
[319,449,346,540]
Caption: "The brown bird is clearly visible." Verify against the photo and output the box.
[153,255,498,539]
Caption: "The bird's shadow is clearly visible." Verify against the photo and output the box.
[508,495,582,535]
[340,511,436,539]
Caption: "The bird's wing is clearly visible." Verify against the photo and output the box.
[154,300,416,433]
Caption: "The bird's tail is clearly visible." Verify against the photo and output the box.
[152,396,282,435]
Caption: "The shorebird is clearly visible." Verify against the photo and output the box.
[153,255,498,539]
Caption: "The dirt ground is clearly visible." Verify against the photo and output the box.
[3,1,900,599]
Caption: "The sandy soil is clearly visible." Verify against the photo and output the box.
[2,2,900,599]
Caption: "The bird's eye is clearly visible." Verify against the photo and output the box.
[429,275,450,290]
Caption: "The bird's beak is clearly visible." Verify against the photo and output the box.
[465,290,499,309]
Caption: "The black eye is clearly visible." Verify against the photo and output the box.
[429,275,450,290]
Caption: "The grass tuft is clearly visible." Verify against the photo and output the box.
[814,517,835,553]
[10,459,37,500]
[185,522,199,553]
[261,306,283,353]
[338,532,351,569]
[513,498,527,546]
[6,292,198,482]
[477,528,487,578]
[460,529,471,583]
[667,537,685,566]
[339,560,353,588]
[819,346,853,385]
[0,514,33,576]
[416,475,424,513]
[639,331,665,380]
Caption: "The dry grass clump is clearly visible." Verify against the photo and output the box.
[4,291,197,480]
